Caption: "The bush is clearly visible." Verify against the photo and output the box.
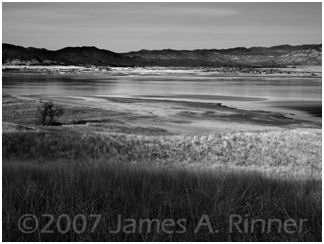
[37,101,64,125]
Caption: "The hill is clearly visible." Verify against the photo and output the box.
[2,43,322,67]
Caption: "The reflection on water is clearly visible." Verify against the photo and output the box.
[2,72,322,121]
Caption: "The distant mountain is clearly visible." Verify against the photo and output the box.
[2,44,138,66]
[3,43,322,67]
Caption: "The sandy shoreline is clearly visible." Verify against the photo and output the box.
[4,93,320,136]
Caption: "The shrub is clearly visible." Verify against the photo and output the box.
[37,101,64,125]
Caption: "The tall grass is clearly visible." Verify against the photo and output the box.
[3,160,321,241]
[2,129,322,241]
[3,129,321,176]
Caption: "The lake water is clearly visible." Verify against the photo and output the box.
[2,71,322,122]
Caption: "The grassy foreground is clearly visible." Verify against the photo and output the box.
[2,129,322,241]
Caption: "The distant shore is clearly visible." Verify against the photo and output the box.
[2,65,322,77]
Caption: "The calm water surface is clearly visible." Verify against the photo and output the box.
[3,72,322,122]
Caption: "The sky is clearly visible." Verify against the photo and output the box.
[2,2,322,52]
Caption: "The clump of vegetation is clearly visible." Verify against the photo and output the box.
[37,101,64,125]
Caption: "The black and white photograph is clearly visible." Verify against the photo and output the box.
[2,1,322,241]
